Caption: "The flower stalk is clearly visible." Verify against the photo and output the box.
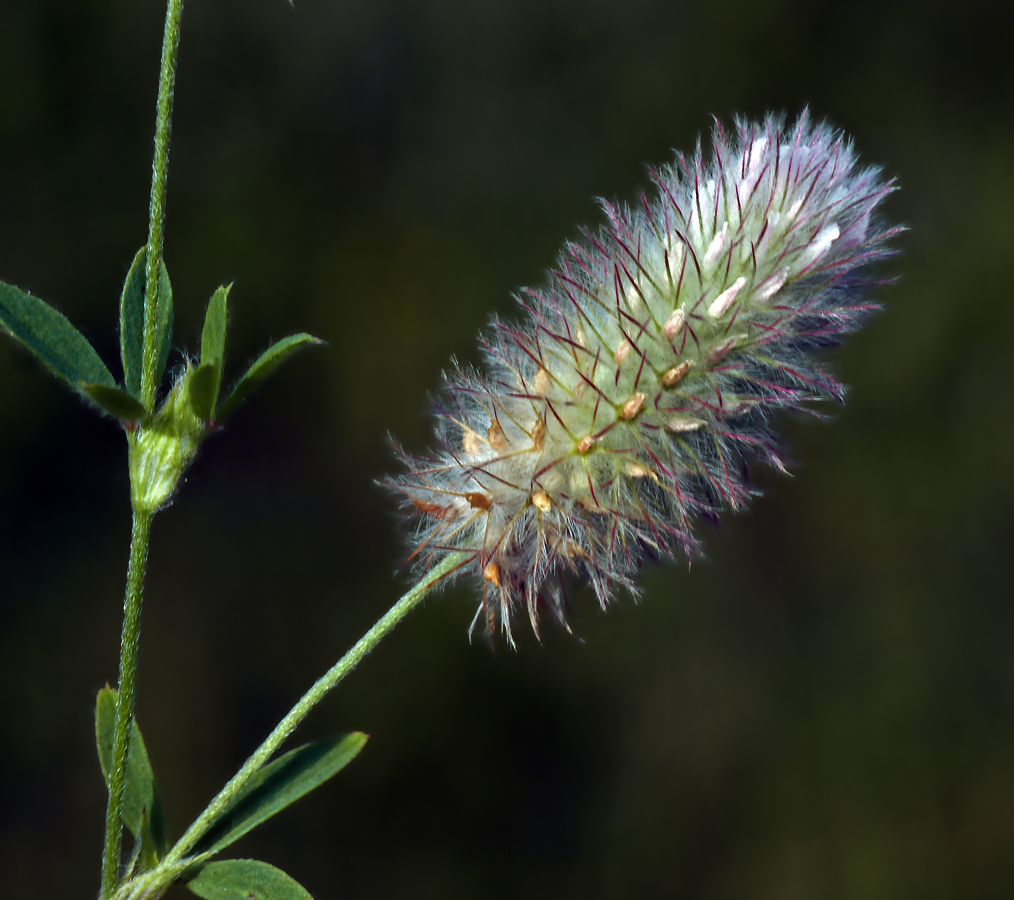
[113,552,466,900]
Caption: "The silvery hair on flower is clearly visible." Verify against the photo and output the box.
[388,110,899,645]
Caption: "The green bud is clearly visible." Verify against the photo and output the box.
[128,365,206,514]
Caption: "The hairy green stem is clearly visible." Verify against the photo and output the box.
[141,0,184,411]
[101,0,185,894]
[100,508,153,899]
[160,552,466,868]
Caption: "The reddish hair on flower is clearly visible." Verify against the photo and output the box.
[388,110,901,646]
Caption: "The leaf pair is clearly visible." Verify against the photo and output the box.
[186,281,323,424]
[95,688,366,898]
[181,734,367,899]
[0,246,172,421]
[192,733,368,856]
[182,733,369,895]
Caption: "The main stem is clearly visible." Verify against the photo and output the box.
[100,508,153,899]
[101,0,185,895]
[141,0,185,411]
[160,551,466,867]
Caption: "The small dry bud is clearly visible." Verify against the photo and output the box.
[662,308,685,339]
[614,339,632,365]
[532,368,550,396]
[531,417,546,449]
[531,491,552,512]
[576,435,596,454]
[667,415,707,433]
[462,428,482,458]
[620,392,647,420]
[706,334,746,365]
[624,461,657,480]
[703,221,729,268]
[662,360,693,387]
[487,421,509,452]
[722,398,756,417]
[708,276,747,318]
[755,266,789,303]
[483,560,501,587]
[465,491,492,510]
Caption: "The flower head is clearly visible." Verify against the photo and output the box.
[388,111,899,644]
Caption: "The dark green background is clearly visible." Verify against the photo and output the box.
[1,0,1011,897]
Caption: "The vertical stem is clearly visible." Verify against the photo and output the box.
[100,508,153,899]
[100,1,186,893]
[141,0,185,411]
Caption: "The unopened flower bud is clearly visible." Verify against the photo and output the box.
[129,365,206,513]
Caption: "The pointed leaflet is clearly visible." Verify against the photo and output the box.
[119,247,174,399]
[83,384,147,421]
[119,248,145,396]
[187,363,218,421]
[95,687,167,846]
[122,801,168,881]
[193,733,367,856]
[0,280,114,389]
[155,258,174,387]
[216,333,323,422]
[199,284,230,414]
[186,860,312,900]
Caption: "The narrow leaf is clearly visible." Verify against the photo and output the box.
[120,786,169,881]
[187,363,218,421]
[194,733,367,856]
[118,247,174,397]
[201,285,230,367]
[216,333,323,422]
[186,860,312,900]
[132,804,162,874]
[0,280,114,389]
[199,284,230,414]
[94,687,160,838]
[83,384,146,421]
[156,257,174,387]
[119,248,146,397]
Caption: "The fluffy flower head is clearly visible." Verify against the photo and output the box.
[389,112,899,644]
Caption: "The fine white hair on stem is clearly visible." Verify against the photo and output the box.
[387,110,901,646]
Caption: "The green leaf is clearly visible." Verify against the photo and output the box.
[124,801,164,879]
[194,733,367,856]
[201,285,230,367]
[83,384,147,421]
[95,687,164,840]
[118,247,174,398]
[119,248,146,397]
[216,333,323,422]
[156,257,174,389]
[186,860,312,900]
[149,780,169,858]
[0,280,114,389]
[194,284,230,418]
[187,363,219,421]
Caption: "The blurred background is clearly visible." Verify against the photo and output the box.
[1,0,1012,897]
